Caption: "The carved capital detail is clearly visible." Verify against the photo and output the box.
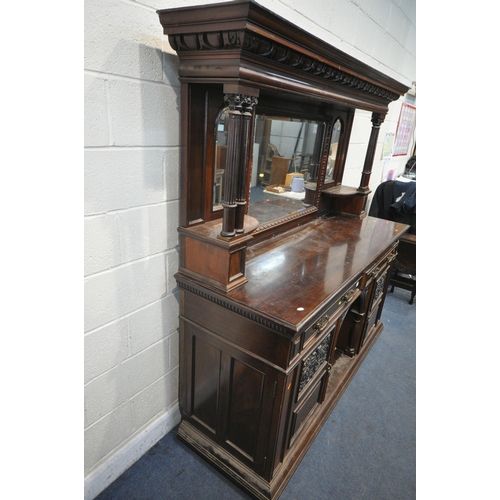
[224,93,258,112]
[371,113,384,128]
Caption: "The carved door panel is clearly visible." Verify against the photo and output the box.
[285,301,356,452]
[359,264,391,348]
[286,324,336,450]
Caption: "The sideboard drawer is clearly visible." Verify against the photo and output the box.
[361,244,397,290]
[301,280,361,350]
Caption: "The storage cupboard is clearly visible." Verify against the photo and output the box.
[157,2,410,498]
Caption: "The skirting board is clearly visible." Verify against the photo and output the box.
[84,404,181,500]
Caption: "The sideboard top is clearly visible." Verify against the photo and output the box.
[227,215,408,331]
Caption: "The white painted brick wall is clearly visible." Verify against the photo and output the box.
[84,0,183,492]
[84,318,130,385]
[84,0,415,497]
[85,76,109,146]
[85,336,173,427]
[108,79,180,146]
[84,149,166,214]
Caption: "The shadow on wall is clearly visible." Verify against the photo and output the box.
[85,33,184,498]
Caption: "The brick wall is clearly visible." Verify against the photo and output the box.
[84,0,183,496]
[84,0,416,498]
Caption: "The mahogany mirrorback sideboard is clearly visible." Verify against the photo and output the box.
[157,2,411,499]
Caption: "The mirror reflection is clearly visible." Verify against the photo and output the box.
[325,118,341,182]
[214,110,327,225]
[214,109,229,207]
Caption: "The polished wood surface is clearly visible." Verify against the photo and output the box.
[174,217,408,499]
[157,2,411,498]
[174,214,408,499]
[233,215,406,329]
[178,215,260,292]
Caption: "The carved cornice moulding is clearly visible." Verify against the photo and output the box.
[168,30,401,103]
[158,0,409,107]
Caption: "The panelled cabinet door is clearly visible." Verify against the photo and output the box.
[283,304,349,453]
[183,320,279,476]
[286,319,339,451]
[360,263,392,348]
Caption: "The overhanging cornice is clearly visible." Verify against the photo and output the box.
[158,0,410,111]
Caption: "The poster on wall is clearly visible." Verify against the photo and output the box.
[382,132,395,159]
[393,103,416,156]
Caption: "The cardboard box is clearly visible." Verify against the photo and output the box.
[285,172,304,187]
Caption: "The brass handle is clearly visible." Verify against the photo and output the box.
[326,363,333,373]
[313,315,329,332]
[343,289,356,303]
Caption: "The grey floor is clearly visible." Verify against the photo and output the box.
[95,287,416,500]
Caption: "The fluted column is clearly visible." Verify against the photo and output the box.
[359,113,384,191]
[220,93,258,237]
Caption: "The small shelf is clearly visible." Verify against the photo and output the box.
[321,185,365,197]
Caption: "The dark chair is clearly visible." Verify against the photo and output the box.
[389,233,416,304]
[369,177,416,304]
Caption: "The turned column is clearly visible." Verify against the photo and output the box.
[235,95,258,233]
[359,112,384,191]
[220,93,258,237]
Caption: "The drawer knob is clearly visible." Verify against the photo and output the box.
[313,315,329,332]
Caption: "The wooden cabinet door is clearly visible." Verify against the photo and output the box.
[182,320,279,476]
[286,325,336,450]
[359,263,391,348]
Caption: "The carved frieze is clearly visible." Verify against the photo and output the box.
[168,30,401,103]
[176,276,297,338]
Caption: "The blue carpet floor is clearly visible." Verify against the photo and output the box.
[95,287,416,500]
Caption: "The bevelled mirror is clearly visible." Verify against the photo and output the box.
[214,108,328,226]
[325,118,342,183]
[213,107,229,209]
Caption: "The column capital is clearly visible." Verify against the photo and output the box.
[371,113,384,128]
[224,93,258,112]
